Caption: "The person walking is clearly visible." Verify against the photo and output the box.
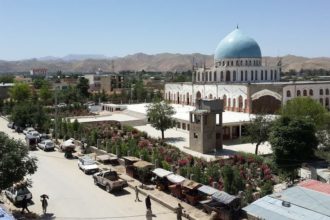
[176,203,184,220]
[145,195,151,212]
[21,196,30,214]
[134,186,141,202]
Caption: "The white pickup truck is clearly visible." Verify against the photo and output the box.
[93,170,128,193]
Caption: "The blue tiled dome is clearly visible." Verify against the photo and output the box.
[214,28,261,60]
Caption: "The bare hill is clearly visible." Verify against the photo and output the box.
[1,54,330,73]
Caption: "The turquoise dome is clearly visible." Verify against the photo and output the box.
[214,28,261,60]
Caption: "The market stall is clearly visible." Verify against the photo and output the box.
[167,174,185,199]
[96,154,118,165]
[127,160,154,182]
[152,168,173,191]
[182,179,202,205]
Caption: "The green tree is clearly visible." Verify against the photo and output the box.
[146,101,176,139]
[76,77,90,98]
[281,97,328,129]
[245,115,272,155]
[0,132,37,190]
[269,116,318,181]
[39,82,53,105]
[9,83,31,102]
[221,165,244,195]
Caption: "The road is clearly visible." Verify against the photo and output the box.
[0,117,176,219]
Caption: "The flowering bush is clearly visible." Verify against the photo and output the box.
[178,159,188,167]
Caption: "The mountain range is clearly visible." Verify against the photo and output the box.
[1,53,330,73]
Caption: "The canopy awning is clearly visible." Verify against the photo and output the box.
[166,174,185,184]
[122,156,141,162]
[152,168,173,178]
[133,160,154,169]
[198,185,219,196]
[182,179,201,190]
[96,154,118,162]
[211,191,237,205]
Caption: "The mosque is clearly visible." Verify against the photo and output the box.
[165,28,330,114]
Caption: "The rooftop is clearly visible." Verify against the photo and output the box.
[243,180,330,220]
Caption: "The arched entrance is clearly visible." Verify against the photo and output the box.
[196,91,202,100]
[252,95,281,114]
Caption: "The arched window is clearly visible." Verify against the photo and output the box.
[222,61,225,66]
[214,71,217,81]
[209,94,213,99]
[297,90,301,96]
[303,90,307,96]
[227,61,229,66]
[240,60,243,66]
[238,96,243,109]
[197,72,200,81]
[271,70,273,80]
[205,72,208,81]
[232,98,236,108]
[249,60,251,66]
[309,89,313,96]
[326,89,329,95]
[228,98,231,107]
[241,71,243,81]
[253,60,256,66]
[265,70,268,80]
[209,72,212,81]
[251,71,254,80]
[261,70,264,80]
[220,71,224,81]
[233,71,236,81]
[287,90,291,97]
[255,71,258,80]
[245,60,248,66]
[231,61,233,66]
[236,60,239,66]
[320,89,324,95]
[223,95,227,108]
[245,71,248,81]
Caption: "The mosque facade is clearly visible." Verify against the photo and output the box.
[165,28,330,114]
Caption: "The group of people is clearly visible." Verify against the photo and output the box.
[135,186,184,220]
[21,194,48,216]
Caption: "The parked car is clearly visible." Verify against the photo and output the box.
[23,127,35,135]
[78,156,99,174]
[38,139,55,151]
[57,103,67,108]
[60,138,76,151]
[25,134,38,150]
[14,125,24,133]
[7,122,14,129]
[27,130,40,141]
[4,186,32,205]
[93,170,128,192]
[39,133,51,142]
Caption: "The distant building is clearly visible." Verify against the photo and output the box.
[0,83,14,99]
[243,180,330,220]
[30,68,48,76]
[84,74,101,93]
[99,74,124,95]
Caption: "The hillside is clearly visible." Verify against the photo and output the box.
[1,54,330,73]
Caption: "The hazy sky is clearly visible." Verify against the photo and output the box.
[0,0,329,60]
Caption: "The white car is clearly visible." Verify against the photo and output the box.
[38,139,55,151]
[57,103,67,108]
[27,130,40,140]
[78,156,99,174]
[4,187,32,204]
[60,138,76,151]
[23,127,35,135]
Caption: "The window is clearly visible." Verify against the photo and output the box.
[233,71,236,81]
[255,71,258,80]
[194,133,198,138]
[249,60,251,66]
[205,72,208,81]
[245,71,248,81]
[287,91,291,97]
[214,71,217,81]
[320,89,324,95]
[271,70,273,80]
[209,72,212,81]
[197,72,200,81]
[265,70,268,80]
[297,90,301,96]
[220,71,224,81]
[245,60,248,66]
[236,60,239,66]
[251,71,254,80]
[240,60,243,66]
[303,90,307,96]
[241,71,243,81]
[309,89,313,96]
[231,61,233,66]
[326,89,329,95]
[261,70,264,80]
[223,95,227,107]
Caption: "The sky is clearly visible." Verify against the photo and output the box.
[0,0,330,60]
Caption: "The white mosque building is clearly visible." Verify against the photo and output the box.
[165,28,330,115]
